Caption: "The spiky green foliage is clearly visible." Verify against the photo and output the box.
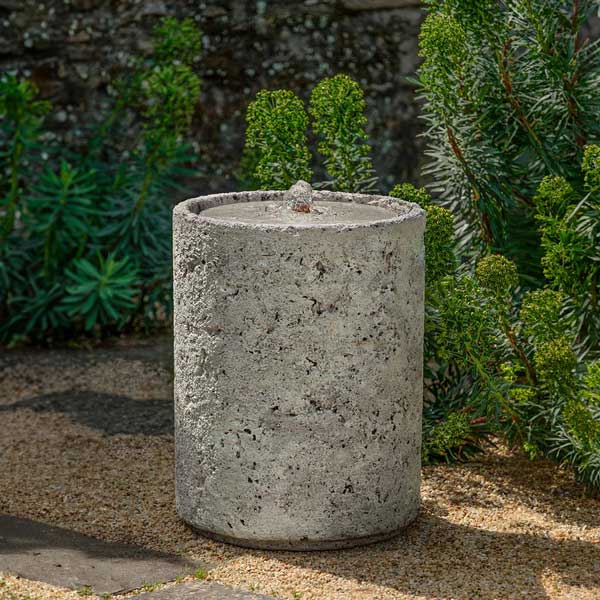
[25,161,97,277]
[62,254,138,332]
[533,147,600,351]
[0,17,202,343]
[430,258,598,488]
[414,2,600,485]
[0,75,50,241]
[309,74,376,192]
[422,411,484,464]
[244,90,312,189]
[152,17,202,65]
[388,183,599,488]
[389,183,455,286]
[240,74,377,193]
[417,0,600,278]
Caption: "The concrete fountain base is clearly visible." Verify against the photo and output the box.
[172,186,425,550]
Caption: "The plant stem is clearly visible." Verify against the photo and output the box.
[446,125,494,245]
[502,315,538,385]
[498,41,557,175]
[1,138,24,242]
[134,168,154,213]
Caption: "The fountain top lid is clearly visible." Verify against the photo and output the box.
[174,184,425,232]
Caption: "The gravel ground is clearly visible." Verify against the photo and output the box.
[1,338,599,600]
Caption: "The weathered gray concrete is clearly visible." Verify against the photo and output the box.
[0,516,203,594]
[173,189,425,550]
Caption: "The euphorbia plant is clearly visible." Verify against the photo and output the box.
[241,74,376,192]
[391,183,599,491]
[0,17,203,343]
[416,0,600,282]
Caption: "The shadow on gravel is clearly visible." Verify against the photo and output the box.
[431,456,600,530]
[0,391,173,436]
[275,510,600,600]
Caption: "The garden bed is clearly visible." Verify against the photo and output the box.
[0,338,598,600]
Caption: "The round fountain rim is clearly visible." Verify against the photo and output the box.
[174,189,425,232]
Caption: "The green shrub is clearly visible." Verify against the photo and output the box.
[533,148,600,350]
[240,74,376,192]
[244,90,312,190]
[413,0,600,488]
[389,183,455,286]
[152,17,202,64]
[416,0,600,280]
[422,411,483,464]
[62,254,139,332]
[0,76,50,242]
[398,183,599,489]
[0,17,202,343]
[309,74,376,192]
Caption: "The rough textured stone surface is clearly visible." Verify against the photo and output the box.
[283,180,314,213]
[0,516,203,595]
[172,190,425,550]
[0,0,425,190]
[3,2,600,192]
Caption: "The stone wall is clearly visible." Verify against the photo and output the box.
[0,0,424,192]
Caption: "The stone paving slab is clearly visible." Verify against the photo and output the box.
[134,580,276,599]
[0,516,204,594]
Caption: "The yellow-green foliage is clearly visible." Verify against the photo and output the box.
[475,254,519,299]
[582,361,600,406]
[419,12,467,67]
[389,183,455,286]
[423,412,475,463]
[510,386,537,405]
[0,75,51,240]
[138,18,201,168]
[0,75,50,124]
[533,149,600,346]
[142,64,200,148]
[389,183,432,208]
[245,89,312,189]
[418,12,467,101]
[432,274,497,368]
[534,176,578,218]
[563,399,600,448]
[582,144,600,191]
[439,0,499,27]
[309,74,375,192]
[534,337,578,390]
[519,289,564,343]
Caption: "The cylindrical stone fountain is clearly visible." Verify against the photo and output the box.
[173,182,425,550]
